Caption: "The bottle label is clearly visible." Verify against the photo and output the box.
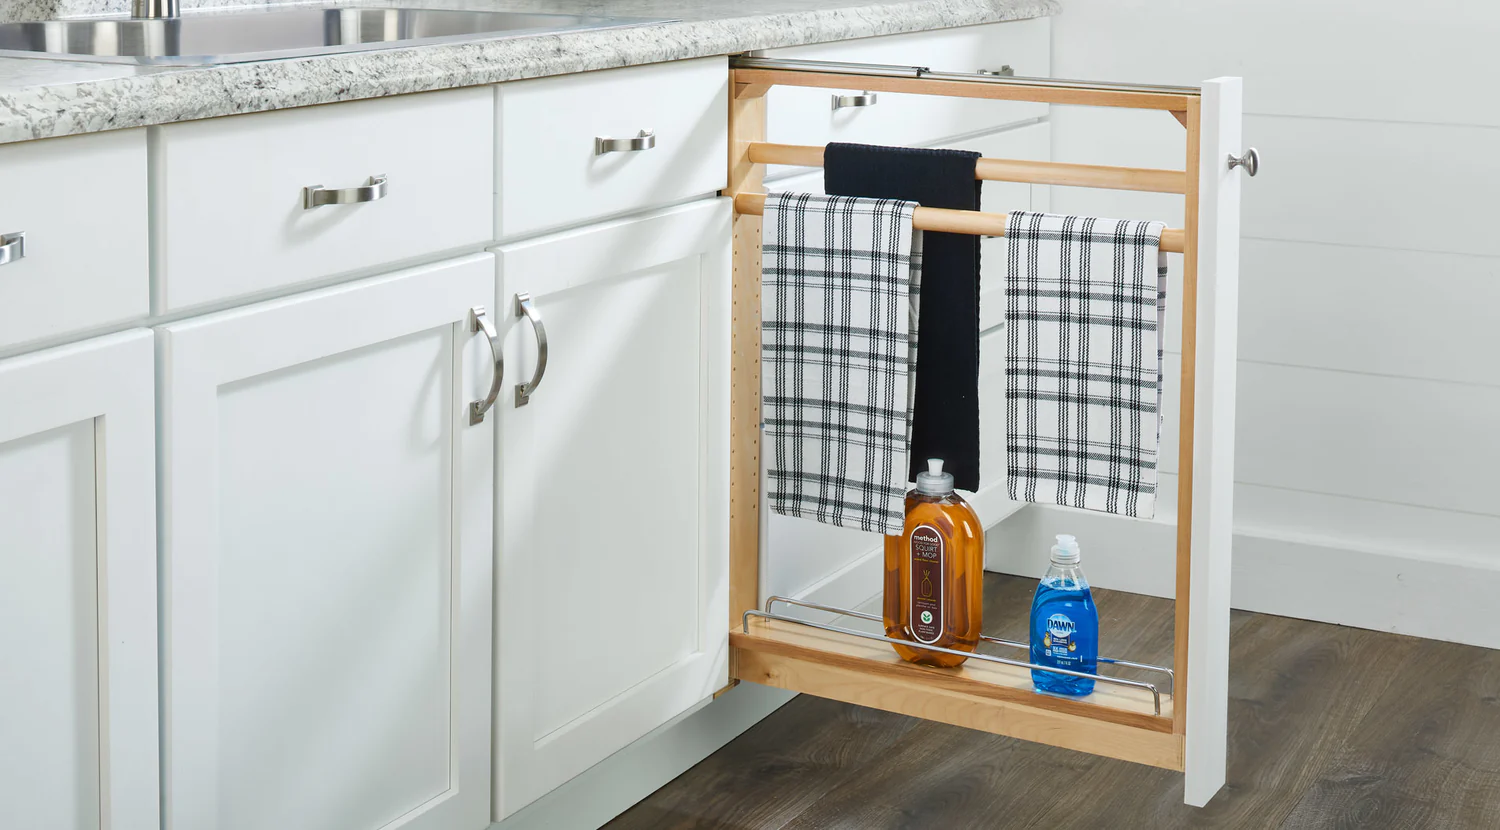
[909,524,944,644]
[1043,613,1079,665]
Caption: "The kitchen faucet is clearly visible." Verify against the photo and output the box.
[133,0,178,18]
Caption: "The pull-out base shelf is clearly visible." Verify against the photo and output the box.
[726,56,1245,805]
[730,616,1182,771]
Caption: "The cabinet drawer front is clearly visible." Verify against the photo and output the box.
[152,87,494,313]
[763,19,1050,175]
[496,57,728,240]
[0,130,148,352]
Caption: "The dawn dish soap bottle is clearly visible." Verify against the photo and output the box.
[883,459,984,668]
[1029,535,1099,695]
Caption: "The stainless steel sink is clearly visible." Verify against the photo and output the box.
[0,8,671,66]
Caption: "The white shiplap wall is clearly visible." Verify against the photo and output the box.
[990,0,1500,647]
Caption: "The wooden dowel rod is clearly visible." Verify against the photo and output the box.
[733,192,1186,253]
[748,143,1188,194]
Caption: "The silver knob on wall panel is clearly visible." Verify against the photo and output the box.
[1228,148,1260,177]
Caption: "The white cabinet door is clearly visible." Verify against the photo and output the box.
[158,254,497,830]
[493,199,730,817]
[0,330,158,830]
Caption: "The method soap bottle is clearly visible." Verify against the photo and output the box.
[1029,535,1099,695]
[883,459,984,667]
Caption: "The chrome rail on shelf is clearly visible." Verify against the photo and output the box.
[742,595,1170,717]
[729,56,1203,97]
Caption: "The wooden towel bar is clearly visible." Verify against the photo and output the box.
[732,191,1187,253]
[747,141,1190,194]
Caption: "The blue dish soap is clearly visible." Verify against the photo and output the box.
[1030,534,1099,696]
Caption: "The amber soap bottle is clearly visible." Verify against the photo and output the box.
[883,458,985,667]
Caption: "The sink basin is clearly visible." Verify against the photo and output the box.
[0,8,671,66]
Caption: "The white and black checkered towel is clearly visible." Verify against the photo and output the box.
[762,192,923,535]
[1004,211,1168,519]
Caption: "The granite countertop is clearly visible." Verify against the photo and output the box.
[0,0,1055,144]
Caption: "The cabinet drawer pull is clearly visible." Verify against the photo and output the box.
[468,306,504,425]
[513,292,548,407]
[831,91,878,110]
[301,174,388,210]
[595,129,656,155]
[0,232,24,266]
[977,66,1015,77]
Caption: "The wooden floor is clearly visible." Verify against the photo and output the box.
[605,573,1500,830]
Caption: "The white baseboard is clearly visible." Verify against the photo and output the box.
[989,504,1500,649]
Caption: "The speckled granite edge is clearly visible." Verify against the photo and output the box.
[0,0,1057,144]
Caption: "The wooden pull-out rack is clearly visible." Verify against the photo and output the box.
[724,56,1243,807]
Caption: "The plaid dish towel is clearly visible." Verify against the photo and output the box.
[763,192,922,535]
[1004,211,1168,519]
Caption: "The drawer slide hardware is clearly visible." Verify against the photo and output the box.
[0,231,24,266]
[302,173,389,210]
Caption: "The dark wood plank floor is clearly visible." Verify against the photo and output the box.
[604,573,1500,830]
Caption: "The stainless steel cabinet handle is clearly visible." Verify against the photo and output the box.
[1228,148,1261,177]
[468,306,503,425]
[831,91,878,110]
[595,129,656,155]
[0,232,24,267]
[977,65,1015,77]
[513,292,548,407]
[302,174,388,210]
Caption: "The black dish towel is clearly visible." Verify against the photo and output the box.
[825,142,982,491]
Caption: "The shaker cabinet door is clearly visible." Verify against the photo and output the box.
[0,330,159,830]
[157,254,498,830]
[493,199,731,817]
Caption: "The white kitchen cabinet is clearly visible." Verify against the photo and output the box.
[156,254,498,830]
[492,199,730,817]
[494,57,728,241]
[0,330,158,830]
[0,130,149,353]
[151,87,494,314]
